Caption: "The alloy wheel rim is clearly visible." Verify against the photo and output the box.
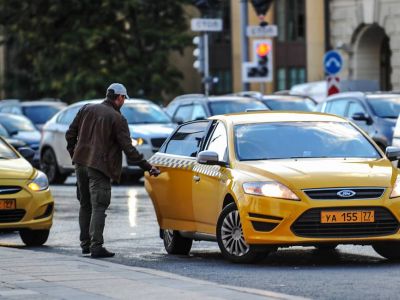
[221,210,249,256]
[164,229,174,246]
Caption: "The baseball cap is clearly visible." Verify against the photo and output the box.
[107,83,129,99]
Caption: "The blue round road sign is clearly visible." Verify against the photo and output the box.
[324,50,343,75]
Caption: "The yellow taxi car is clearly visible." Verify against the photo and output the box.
[145,111,400,263]
[0,137,53,246]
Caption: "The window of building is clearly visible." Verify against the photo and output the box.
[276,67,306,90]
[277,0,306,42]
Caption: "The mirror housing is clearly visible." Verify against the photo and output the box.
[352,112,372,125]
[197,150,227,166]
[385,146,400,161]
[18,147,35,163]
[173,117,184,125]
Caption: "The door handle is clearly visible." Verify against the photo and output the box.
[193,175,200,182]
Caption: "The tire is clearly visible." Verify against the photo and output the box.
[41,148,68,184]
[315,244,338,251]
[217,203,267,263]
[20,229,50,246]
[373,242,400,260]
[163,229,193,255]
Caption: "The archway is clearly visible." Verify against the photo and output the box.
[352,25,392,90]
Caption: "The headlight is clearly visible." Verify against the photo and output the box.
[243,181,299,200]
[390,177,400,198]
[131,137,146,147]
[28,171,49,191]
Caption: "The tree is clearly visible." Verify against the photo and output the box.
[0,0,192,103]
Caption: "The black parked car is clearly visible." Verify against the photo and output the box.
[318,92,400,150]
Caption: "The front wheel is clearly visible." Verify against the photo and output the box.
[373,242,400,260]
[163,229,192,255]
[41,148,68,184]
[217,203,267,263]
[20,229,50,246]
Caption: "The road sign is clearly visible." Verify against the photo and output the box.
[324,50,343,75]
[327,76,340,96]
[191,18,223,32]
[246,25,278,37]
[242,39,273,82]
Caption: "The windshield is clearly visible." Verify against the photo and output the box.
[0,138,18,159]
[262,98,316,111]
[23,105,62,125]
[235,122,380,161]
[121,103,171,124]
[209,100,266,115]
[367,96,400,118]
[0,115,36,133]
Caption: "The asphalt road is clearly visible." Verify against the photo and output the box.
[1,177,400,300]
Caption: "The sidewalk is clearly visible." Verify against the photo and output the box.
[0,247,307,300]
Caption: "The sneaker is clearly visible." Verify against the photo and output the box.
[82,247,90,255]
[90,247,115,258]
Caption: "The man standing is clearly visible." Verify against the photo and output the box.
[66,83,160,258]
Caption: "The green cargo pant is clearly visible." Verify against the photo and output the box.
[75,164,111,251]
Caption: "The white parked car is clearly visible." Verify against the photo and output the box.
[40,99,176,184]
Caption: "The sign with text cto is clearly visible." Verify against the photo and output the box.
[242,39,273,83]
[191,18,223,32]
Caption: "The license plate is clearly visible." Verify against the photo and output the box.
[0,199,16,210]
[321,210,374,223]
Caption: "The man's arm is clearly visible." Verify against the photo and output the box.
[115,116,153,171]
[65,105,87,158]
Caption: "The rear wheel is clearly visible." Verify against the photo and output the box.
[20,229,50,246]
[217,203,269,263]
[373,242,400,260]
[41,148,68,184]
[163,229,193,255]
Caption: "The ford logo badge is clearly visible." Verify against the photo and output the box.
[337,190,356,198]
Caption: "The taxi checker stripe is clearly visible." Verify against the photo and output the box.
[149,154,195,170]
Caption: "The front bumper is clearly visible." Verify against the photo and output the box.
[239,189,400,246]
[0,180,54,232]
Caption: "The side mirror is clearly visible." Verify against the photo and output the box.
[352,112,372,125]
[18,147,35,163]
[197,150,227,167]
[9,130,18,136]
[385,146,400,161]
[173,117,184,125]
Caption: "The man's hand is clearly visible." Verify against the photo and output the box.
[149,166,161,177]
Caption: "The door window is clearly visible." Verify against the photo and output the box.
[206,122,228,161]
[191,103,207,120]
[165,121,209,157]
[57,106,82,125]
[174,105,193,122]
[325,100,348,117]
[347,101,366,117]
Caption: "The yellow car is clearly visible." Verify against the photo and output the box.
[0,137,53,246]
[145,111,400,263]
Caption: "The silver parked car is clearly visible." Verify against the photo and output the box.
[40,99,176,184]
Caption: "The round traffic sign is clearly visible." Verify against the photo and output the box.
[324,50,343,75]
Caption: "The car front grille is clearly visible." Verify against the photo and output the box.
[291,207,399,238]
[151,138,167,151]
[0,186,22,195]
[303,188,385,200]
[0,209,26,223]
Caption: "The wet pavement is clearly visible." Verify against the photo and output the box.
[1,177,400,299]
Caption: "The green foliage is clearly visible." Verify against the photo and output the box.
[0,0,192,103]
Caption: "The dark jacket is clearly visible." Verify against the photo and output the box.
[65,100,152,182]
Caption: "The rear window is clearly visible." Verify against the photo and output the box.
[121,103,171,124]
[262,98,316,111]
[208,100,266,115]
[23,105,62,125]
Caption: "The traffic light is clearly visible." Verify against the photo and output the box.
[250,0,274,25]
[193,35,205,73]
[244,39,273,82]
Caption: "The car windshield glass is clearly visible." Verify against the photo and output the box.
[209,100,266,115]
[262,98,316,111]
[0,124,9,137]
[121,103,171,124]
[234,122,380,160]
[22,105,62,124]
[0,138,18,159]
[367,96,400,118]
[0,115,36,133]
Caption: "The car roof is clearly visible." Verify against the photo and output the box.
[210,111,347,125]
[67,98,154,108]
[261,95,314,101]
[20,101,67,107]
[170,95,259,104]
[326,91,400,101]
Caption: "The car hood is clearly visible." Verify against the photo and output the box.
[128,123,176,137]
[0,158,34,179]
[237,158,396,189]
[12,131,41,144]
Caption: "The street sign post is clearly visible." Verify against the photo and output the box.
[324,50,343,75]
[246,25,278,37]
[191,18,223,32]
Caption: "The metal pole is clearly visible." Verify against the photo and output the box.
[240,0,250,91]
[203,32,210,96]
